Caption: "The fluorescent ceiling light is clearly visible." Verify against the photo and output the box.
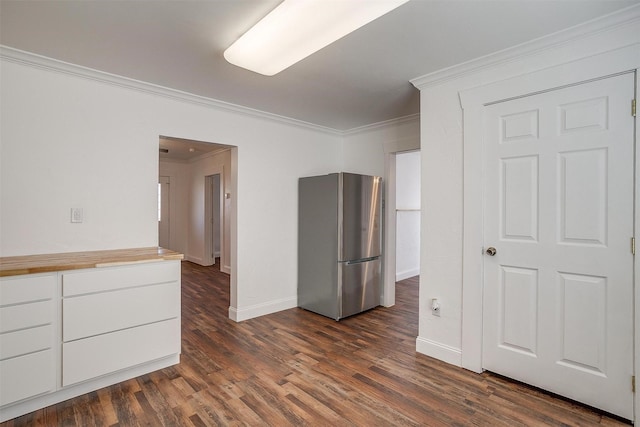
[224,0,410,76]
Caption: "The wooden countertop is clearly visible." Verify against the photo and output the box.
[0,247,184,277]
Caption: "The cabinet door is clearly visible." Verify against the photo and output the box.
[63,318,180,386]
[62,261,180,296]
[0,274,56,406]
[0,301,54,333]
[0,274,55,305]
[0,325,53,360]
[0,351,55,406]
[63,282,179,342]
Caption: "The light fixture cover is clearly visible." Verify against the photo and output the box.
[224,0,410,76]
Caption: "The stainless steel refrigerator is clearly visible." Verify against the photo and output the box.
[298,172,382,320]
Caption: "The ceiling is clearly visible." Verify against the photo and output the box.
[1,0,638,132]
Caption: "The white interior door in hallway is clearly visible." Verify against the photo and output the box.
[482,73,635,419]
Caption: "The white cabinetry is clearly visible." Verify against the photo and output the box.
[0,259,181,423]
[0,274,56,407]
[61,262,181,386]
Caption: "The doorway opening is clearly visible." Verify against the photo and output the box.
[394,150,421,282]
[382,138,420,307]
[158,135,237,314]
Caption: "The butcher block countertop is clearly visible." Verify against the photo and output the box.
[0,247,184,277]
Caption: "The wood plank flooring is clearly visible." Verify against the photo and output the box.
[2,261,630,426]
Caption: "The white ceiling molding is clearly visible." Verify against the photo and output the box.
[342,113,419,136]
[0,45,342,136]
[0,45,421,137]
[410,3,640,90]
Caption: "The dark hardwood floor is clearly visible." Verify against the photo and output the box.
[2,261,629,426]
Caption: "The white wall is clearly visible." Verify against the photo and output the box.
[395,151,420,281]
[342,117,419,176]
[411,7,640,366]
[0,52,342,322]
[1,63,159,255]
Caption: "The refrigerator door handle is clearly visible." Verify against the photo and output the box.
[344,256,379,265]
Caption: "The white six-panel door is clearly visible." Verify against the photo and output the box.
[482,73,635,419]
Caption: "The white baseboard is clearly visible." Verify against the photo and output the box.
[396,268,420,282]
[185,255,203,265]
[185,255,217,267]
[229,296,297,322]
[221,264,231,274]
[416,336,462,367]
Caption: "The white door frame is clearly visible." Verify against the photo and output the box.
[459,45,639,417]
[382,137,420,307]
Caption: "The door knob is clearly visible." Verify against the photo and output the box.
[486,247,497,256]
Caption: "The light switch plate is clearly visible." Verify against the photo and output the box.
[71,208,83,223]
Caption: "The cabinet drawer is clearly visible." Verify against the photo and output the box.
[0,325,54,360]
[0,349,55,406]
[0,300,54,333]
[62,318,180,386]
[63,281,179,342]
[62,261,180,296]
[0,274,55,306]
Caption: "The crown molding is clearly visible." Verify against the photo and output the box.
[0,45,344,136]
[0,46,429,138]
[342,113,419,136]
[410,4,640,90]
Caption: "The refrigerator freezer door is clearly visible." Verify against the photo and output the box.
[339,173,382,262]
[339,258,381,319]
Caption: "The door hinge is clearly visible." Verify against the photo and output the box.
[632,237,636,256]
[633,99,637,117]
[633,376,636,393]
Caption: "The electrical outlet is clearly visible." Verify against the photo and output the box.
[431,298,441,317]
[71,208,83,223]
